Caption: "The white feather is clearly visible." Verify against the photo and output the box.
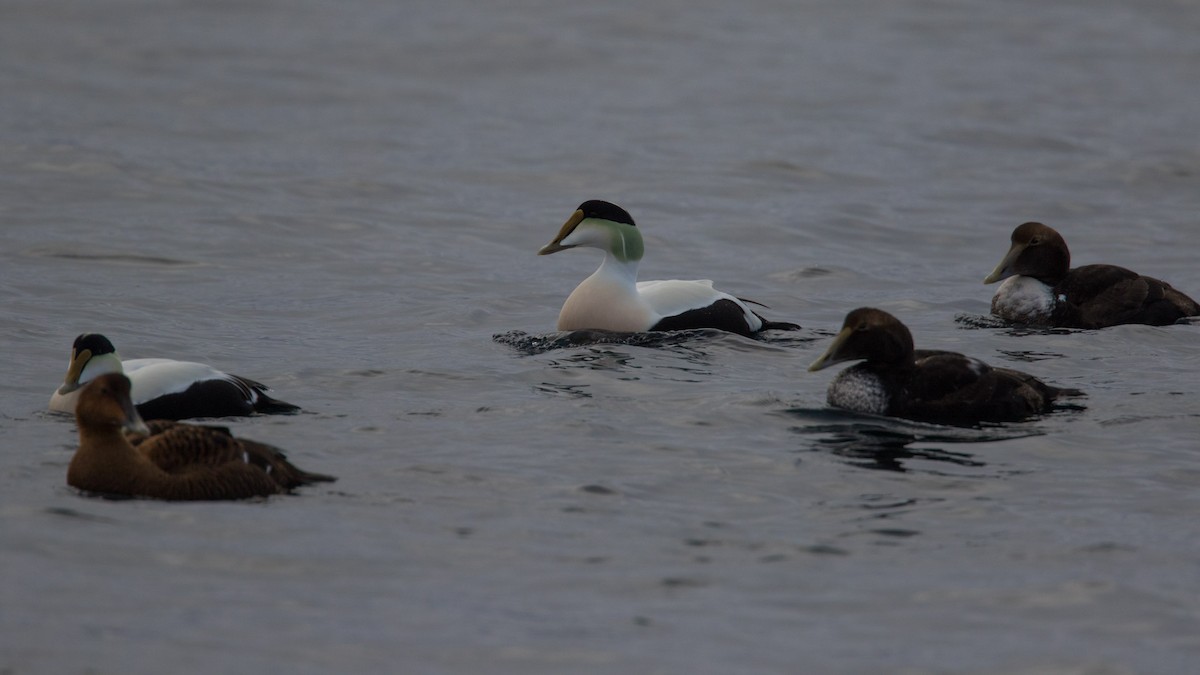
[121,359,241,400]
[637,279,760,328]
[827,368,889,415]
[554,248,761,332]
[991,276,1056,323]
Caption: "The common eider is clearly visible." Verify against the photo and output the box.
[984,222,1200,328]
[808,308,1081,425]
[49,333,300,420]
[67,373,334,501]
[538,200,800,336]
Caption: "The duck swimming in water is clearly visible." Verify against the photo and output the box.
[49,333,300,420]
[67,373,334,501]
[808,307,1082,426]
[538,200,800,336]
[984,222,1199,328]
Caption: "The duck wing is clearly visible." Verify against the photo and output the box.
[124,360,300,419]
[638,279,796,335]
[129,421,335,489]
[1055,264,1196,327]
[897,351,1066,424]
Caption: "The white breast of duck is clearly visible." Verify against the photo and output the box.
[556,255,656,332]
[826,366,890,415]
[557,268,762,333]
[990,275,1058,324]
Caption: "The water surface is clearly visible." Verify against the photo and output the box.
[3,1,1199,673]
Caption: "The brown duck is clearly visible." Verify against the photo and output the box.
[68,373,335,500]
[984,222,1199,328]
[808,307,1083,426]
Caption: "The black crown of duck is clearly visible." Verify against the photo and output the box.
[809,307,1082,426]
[67,373,334,501]
[50,333,300,420]
[537,199,800,336]
[984,222,1199,328]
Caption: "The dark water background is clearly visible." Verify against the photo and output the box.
[2,1,1199,673]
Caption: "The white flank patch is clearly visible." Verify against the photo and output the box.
[637,279,757,327]
[122,359,234,401]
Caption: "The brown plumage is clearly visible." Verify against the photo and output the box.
[808,308,1083,426]
[984,222,1199,328]
[68,373,335,501]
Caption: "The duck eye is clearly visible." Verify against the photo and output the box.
[1029,236,1041,245]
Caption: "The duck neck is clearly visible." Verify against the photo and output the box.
[77,422,132,453]
[594,251,641,289]
[79,352,124,385]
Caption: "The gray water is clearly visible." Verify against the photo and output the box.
[3,1,1200,673]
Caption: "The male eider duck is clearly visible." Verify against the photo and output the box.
[984,222,1200,328]
[68,373,334,501]
[49,333,300,420]
[808,308,1081,425]
[538,200,800,336]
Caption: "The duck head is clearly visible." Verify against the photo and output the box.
[538,199,645,263]
[57,333,124,396]
[808,307,915,371]
[983,222,1071,285]
[75,373,150,435]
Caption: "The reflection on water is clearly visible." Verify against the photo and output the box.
[996,349,1069,363]
[533,382,593,399]
[549,348,642,374]
[784,407,1044,473]
[953,313,1081,337]
[953,313,1008,330]
[806,427,985,473]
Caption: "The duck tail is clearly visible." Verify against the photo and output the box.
[253,392,301,415]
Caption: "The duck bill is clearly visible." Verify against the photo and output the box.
[808,327,853,372]
[537,209,585,255]
[983,244,1024,284]
[56,348,92,395]
[121,397,150,436]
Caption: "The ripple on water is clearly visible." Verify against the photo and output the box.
[953,312,1083,337]
[492,328,817,355]
[25,246,203,268]
[494,328,729,355]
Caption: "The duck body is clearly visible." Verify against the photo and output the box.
[49,334,299,420]
[985,222,1199,328]
[810,308,1081,426]
[540,200,800,337]
[67,373,334,501]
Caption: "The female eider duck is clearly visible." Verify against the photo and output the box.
[538,200,800,336]
[49,333,300,420]
[808,308,1081,426]
[68,373,334,501]
[984,222,1200,328]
